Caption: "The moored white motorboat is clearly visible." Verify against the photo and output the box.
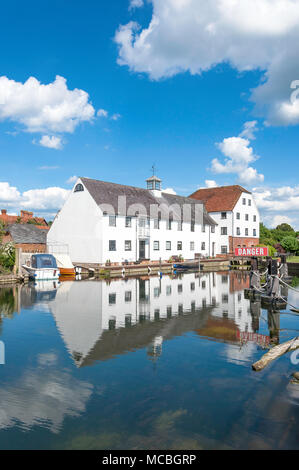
[22,254,60,280]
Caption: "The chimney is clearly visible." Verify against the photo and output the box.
[1,209,7,215]
[20,210,33,219]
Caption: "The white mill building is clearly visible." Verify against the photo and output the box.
[47,175,219,265]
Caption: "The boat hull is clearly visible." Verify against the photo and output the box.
[23,266,60,281]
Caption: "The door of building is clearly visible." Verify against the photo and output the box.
[139,240,146,260]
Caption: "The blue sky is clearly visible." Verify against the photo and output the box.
[0,0,298,227]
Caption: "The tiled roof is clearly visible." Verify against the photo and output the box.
[189,185,251,212]
[0,211,47,226]
[7,224,48,244]
[80,177,217,226]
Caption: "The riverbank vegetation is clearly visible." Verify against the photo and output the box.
[0,222,15,273]
[260,223,299,258]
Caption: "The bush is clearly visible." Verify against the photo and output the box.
[281,236,299,254]
[0,242,16,270]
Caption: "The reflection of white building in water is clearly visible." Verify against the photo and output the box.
[47,272,263,367]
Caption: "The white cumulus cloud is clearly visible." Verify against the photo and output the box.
[0,181,70,216]
[0,182,21,203]
[0,75,95,147]
[97,108,108,117]
[22,187,70,211]
[205,180,218,188]
[67,175,78,185]
[211,136,264,184]
[239,121,258,140]
[163,187,177,195]
[129,0,144,10]
[115,0,299,125]
[39,135,63,150]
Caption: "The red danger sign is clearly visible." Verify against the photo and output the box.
[234,247,268,257]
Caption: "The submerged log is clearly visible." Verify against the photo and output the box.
[252,336,299,371]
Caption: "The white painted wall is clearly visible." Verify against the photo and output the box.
[47,178,103,264]
[48,178,219,264]
[208,191,260,253]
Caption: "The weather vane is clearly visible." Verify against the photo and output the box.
[152,164,156,176]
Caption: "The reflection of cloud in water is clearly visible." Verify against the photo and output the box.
[0,363,93,433]
[286,381,299,406]
[225,341,257,365]
[37,352,58,366]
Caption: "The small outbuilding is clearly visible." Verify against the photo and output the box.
[3,224,48,253]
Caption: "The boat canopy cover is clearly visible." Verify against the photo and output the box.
[31,254,58,269]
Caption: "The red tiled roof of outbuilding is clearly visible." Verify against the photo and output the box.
[189,185,251,212]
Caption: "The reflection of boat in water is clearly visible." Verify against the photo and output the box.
[32,280,60,302]
[22,254,60,280]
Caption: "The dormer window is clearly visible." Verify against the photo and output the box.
[74,183,84,192]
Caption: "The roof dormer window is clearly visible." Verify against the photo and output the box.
[74,183,84,192]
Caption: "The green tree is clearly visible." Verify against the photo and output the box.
[276,223,294,232]
[281,236,299,254]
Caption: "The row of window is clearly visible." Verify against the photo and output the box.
[108,276,233,306]
[221,227,257,236]
[236,228,257,237]
[109,281,206,304]
[108,215,215,233]
[220,211,257,222]
[236,213,257,222]
[242,198,252,206]
[109,240,207,251]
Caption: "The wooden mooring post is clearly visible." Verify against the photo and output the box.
[250,257,260,290]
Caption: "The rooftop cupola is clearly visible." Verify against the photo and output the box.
[146,175,161,191]
[146,168,162,197]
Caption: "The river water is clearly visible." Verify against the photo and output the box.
[0,271,298,450]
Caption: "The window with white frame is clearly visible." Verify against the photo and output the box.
[236,212,240,219]
[253,215,257,222]
[248,199,251,206]
[221,212,227,219]
[125,291,132,302]
[253,229,257,236]
[153,241,159,251]
[177,221,183,231]
[190,241,195,251]
[125,240,132,251]
[245,228,249,236]
[237,227,241,235]
[109,215,116,227]
[245,214,249,221]
[242,198,246,205]
[177,241,183,250]
[221,245,228,254]
[125,216,132,227]
[166,241,171,250]
[221,227,227,235]
[211,226,215,233]
[109,240,116,251]
[201,242,205,250]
